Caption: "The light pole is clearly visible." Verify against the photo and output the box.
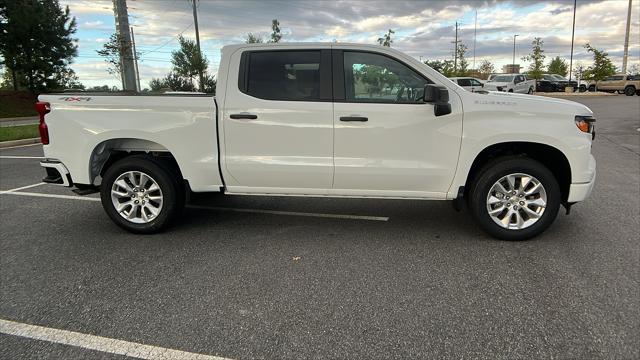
[512,34,519,73]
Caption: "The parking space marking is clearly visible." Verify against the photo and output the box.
[0,191,99,201]
[0,191,390,221]
[0,183,46,194]
[0,318,233,360]
[0,156,45,159]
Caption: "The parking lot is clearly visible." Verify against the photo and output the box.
[0,95,638,359]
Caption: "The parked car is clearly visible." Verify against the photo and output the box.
[536,74,578,92]
[449,77,485,92]
[588,74,640,96]
[36,43,596,240]
[484,74,536,94]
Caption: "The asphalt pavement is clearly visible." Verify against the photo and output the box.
[0,95,638,359]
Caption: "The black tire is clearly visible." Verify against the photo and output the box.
[588,85,596,92]
[100,155,185,234]
[527,87,534,94]
[624,86,636,96]
[579,84,587,92]
[508,89,514,93]
[468,157,561,241]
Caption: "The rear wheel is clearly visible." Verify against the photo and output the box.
[588,85,596,92]
[508,89,514,93]
[527,87,534,94]
[624,86,636,96]
[100,155,185,233]
[468,157,561,241]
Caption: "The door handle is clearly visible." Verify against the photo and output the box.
[340,116,368,122]
[230,113,257,120]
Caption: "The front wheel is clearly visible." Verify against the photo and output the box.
[100,155,185,233]
[624,86,636,96]
[588,85,596,92]
[468,157,561,241]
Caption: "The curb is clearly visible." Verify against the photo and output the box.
[0,138,40,148]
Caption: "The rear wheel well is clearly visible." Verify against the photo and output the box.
[465,142,571,202]
[90,139,184,187]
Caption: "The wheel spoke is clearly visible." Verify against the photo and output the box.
[525,182,542,195]
[514,210,525,228]
[488,195,503,205]
[506,175,516,191]
[522,205,541,219]
[528,198,546,207]
[519,175,532,192]
[115,200,132,213]
[499,209,513,228]
[115,179,133,193]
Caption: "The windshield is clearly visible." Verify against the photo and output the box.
[492,75,514,82]
[551,74,567,81]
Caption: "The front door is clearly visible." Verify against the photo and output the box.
[222,48,334,191]
[332,50,463,197]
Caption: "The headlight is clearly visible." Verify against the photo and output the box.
[575,115,596,139]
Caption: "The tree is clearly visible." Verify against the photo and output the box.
[548,56,568,77]
[456,42,469,76]
[149,78,168,92]
[424,59,455,77]
[628,63,640,75]
[0,0,79,92]
[478,59,495,78]
[202,74,216,94]
[377,29,395,47]
[269,19,282,43]
[521,37,546,80]
[96,33,138,84]
[245,33,263,44]
[171,35,208,88]
[582,43,616,81]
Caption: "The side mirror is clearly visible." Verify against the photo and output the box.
[423,84,451,116]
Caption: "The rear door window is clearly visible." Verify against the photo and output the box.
[244,51,324,101]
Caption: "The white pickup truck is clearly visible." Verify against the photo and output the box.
[484,74,536,94]
[37,43,596,240]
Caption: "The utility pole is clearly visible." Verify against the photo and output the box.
[112,0,136,91]
[130,27,141,92]
[451,22,460,73]
[622,0,632,74]
[190,0,205,92]
[569,0,576,82]
[473,9,477,73]
[512,34,519,73]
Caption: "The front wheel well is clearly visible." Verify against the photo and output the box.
[464,142,572,202]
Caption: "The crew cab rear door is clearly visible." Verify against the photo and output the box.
[331,49,463,197]
[222,47,334,191]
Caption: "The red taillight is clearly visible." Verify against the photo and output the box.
[35,101,50,145]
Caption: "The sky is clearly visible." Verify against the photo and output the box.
[59,0,640,89]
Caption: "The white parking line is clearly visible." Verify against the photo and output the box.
[0,182,45,194]
[1,191,99,201]
[0,318,233,360]
[0,156,45,159]
[0,191,389,221]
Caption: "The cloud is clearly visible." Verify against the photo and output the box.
[61,0,639,86]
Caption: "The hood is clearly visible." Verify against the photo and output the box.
[486,82,509,87]
[470,91,593,116]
